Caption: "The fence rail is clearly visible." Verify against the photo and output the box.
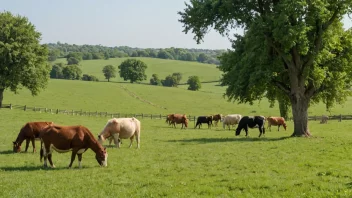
[1,103,351,122]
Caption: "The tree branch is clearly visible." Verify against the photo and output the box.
[271,79,290,95]
[265,35,291,68]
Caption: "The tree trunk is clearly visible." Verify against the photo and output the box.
[0,88,4,108]
[278,97,290,120]
[108,78,110,82]
[290,94,311,137]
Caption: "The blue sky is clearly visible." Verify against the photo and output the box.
[1,0,351,50]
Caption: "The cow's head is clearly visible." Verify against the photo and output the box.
[283,123,287,131]
[13,142,21,153]
[96,147,108,167]
[235,128,241,136]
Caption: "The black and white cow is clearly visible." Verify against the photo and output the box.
[235,116,266,137]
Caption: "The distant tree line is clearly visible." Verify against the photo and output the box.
[46,42,224,65]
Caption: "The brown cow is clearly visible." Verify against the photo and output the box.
[166,114,173,126]
[212,114,222,127]
[267,116,287,131]
[13,121,53,153]
[39,125,108,168]
[170,114,188,129]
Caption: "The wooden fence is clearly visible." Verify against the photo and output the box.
[0,103,199,124]
[1,103,352,123]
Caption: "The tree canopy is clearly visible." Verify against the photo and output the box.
[0,11,50,107]
[102,65,116,82]
[118,59,147,83]
[179,1,352,136]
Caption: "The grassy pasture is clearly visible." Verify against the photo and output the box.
[3,79,350,117]
[1,109,352,197]
[54,57,222,83]
[1,58,352,197]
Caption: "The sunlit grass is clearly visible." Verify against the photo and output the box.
[1,109,352,197]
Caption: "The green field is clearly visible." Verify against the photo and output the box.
[54,57,222,83]
[1,58,352,197]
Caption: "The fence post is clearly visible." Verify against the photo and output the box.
[50,109,52,114]
[340,114,342,122]
[45,108,47,113]
[71,110,74,115]
[106,112,108,117]
[34,107,36,112]
[56,109,59,114]
[194,116,196,127]
[151,114,153,119]
[9,104,12,110]
[142,114,144,119]
[117,113,120,118]
[160,114,161,119]
[24,105,27,111]
[314,116,317,121]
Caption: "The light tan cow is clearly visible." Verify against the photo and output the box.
[222,114,242,130]
[98,117,141,148]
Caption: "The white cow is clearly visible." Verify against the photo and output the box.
[98,117,141,148]
[222,114,242,130]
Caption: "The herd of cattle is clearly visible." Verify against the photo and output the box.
[12,117,141,168]
[166,113,288,136]
[11,113,329,169]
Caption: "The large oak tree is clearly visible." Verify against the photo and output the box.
[0,11,50,107]
[179,1,352,136]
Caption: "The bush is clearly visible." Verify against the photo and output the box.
[187,76,201,91]
[150,74,161,86]
[82,74,99,81]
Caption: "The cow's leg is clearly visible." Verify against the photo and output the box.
[48,153,55,168]
[112,133,120,148]
[258,125,265,138]
[277,125,280,131]
[128,135,135,148]
[77,154,83,169]
[25,138,30,152]
[68,151,77,168]
[42,145,48,168]
[109,137,113,146]
[135,132,140,149]
[244,126,249,137]
[31,137,36,153]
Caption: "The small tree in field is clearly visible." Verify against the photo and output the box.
[118,59,147,83]
[0,11,51,107]
[102,65,116,82]
[150,74,161,86]
[187,76,201,91]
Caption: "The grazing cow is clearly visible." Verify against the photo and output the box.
[320,115,329,124]
[98,117,141,148]
[169,114,188,129]
[235,116,266,137]
[195,116,213,129]
[13,121,53,153]
[267,116,287,131]
[212,114,223,127]
[39,125,108,168]
[166,114,173,125]
[222,114,242,130]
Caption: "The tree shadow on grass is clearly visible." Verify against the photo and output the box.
[0,166,69,172]
[0,150,14,154]
[166,136,292,144]
[0,165,96,172]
